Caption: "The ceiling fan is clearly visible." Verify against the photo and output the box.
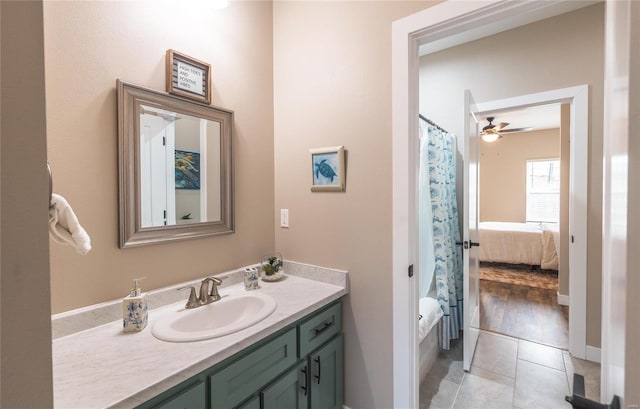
[481,117,533,142]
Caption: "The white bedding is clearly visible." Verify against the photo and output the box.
[478,221,559,269]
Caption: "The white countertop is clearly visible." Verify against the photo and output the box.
[52,274,346,408]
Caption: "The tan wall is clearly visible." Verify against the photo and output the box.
[480,128,560,223]
[559,104,570,296]
[1,1,53,406]
[44,1,275,313]
[273,2,434,407]
[419,3,604,347]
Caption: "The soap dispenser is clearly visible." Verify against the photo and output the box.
[123,278,148,333]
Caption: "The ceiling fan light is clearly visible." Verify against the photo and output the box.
[481,133,501,143]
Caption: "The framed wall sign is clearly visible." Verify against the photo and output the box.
[310,146,346,192]
[166,49,212,104]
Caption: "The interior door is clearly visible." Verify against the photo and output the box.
[140,113,169,227]
[463,90,481,371]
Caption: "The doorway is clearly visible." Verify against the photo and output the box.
[474,87,588,357]
[392,2,598,407]
[476,104,568,349]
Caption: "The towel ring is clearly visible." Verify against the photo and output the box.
[47,162,53,208]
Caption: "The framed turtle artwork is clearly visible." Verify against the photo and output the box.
[310,146,346,192]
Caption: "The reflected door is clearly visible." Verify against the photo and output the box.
[463,90,480,371]
[140,112,176,227]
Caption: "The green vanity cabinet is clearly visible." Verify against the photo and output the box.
[136,299,343,409]
[262,361,309,409]
[138,378,207,409]
[209,328,298,409]
[235,395,260,409]
[298,302,342,357]
[309,335,343,409]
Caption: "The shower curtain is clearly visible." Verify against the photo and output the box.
[418,117,463,350]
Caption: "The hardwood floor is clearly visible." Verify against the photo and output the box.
[480,277,569,349]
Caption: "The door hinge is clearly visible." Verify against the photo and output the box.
[162,136,166,146]
[571,235,575,243]
[408,264,414,278]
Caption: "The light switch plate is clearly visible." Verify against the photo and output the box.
[280,209,289,228]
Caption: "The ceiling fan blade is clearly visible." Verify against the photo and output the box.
[495,122,509,131]
[499,127,534,133]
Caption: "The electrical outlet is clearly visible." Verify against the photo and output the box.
[280,209,289,228]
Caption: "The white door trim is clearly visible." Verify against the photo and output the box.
[476,85,589,360]
[392,2,594,407]
[600,0,637,404]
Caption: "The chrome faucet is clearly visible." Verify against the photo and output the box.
[177,276,223,309]
[199,277,222,305]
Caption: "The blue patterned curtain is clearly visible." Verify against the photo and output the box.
[419,117,463,350]
[418,120,435,301]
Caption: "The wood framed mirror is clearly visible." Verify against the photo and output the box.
[117,80,234,248]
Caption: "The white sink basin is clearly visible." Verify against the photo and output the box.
[152,292,277,342]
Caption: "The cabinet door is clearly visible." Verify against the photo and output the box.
[210,328,297,409]
[235,395,260,409]
[310,335,343,409]
[152,380,206,409]
[262,361,309,409]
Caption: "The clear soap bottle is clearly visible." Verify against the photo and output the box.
[123,278,148,333]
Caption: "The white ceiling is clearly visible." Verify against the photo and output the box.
[479,103,561,133]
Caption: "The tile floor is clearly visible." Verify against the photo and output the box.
[420,331,601,409]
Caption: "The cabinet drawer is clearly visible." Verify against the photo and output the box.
[298,302,342,357]
[153,380,205,409]
[210,328,297,409]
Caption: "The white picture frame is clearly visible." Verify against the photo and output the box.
[310,146,345,192]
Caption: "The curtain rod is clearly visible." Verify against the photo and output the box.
[419,113,449,134]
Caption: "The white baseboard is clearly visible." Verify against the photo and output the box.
[557,292,569,306]
[586,345,601,363]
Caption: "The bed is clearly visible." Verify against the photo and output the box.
[478,221,559,270]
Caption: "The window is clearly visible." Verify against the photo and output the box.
[526,159,560,223]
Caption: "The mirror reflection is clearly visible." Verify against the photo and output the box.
[139,105,222,227]
[117,80,234,248]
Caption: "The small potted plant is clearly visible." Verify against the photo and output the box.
[261,253,284,282]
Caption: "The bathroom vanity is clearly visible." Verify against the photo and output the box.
[139,301,342,409]
[52,263,347,409]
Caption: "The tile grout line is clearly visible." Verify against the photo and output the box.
[562,351,572,394]
[449,371,466,409]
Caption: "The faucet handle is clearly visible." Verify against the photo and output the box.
[208,277,222,301]
[199,279,215,305]
[177,286,200,309]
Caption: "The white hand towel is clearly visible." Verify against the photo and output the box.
[49,193,91,255]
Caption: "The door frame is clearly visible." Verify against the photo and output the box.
[391,1,594,407]
[476,85,589,360]
[601,0,638,404]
